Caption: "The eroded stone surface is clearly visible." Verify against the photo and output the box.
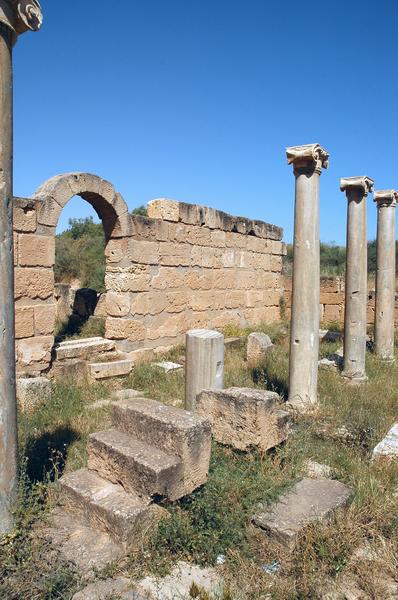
[111,397,212,497]
[136,561,224,600]
[246,332,274,364]
[89,359,134,380]
[16,376,51,411]
[304,460,332,479]
[72,578,140,600]
[372,423,398,460]
[253,478,352,548]
[196,387,289,452]
[55,337,115,361]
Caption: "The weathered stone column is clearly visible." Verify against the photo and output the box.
[341,176,374,381]
[286,143,329,410]
[374,189,398,361]
[0,0,42,534]
[185,329,224,411]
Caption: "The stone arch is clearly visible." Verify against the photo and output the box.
[33,172,131,239]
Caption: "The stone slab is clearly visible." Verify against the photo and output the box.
[55,337,115,360]
[196,387,289,452]
[87,429,183,501]
[44,508,124,576]
[113,388,145,400]
[112,397,212,496]
[253,478,352,548]
[72,578,142,600]
[136,561,224,600]
[16,376,51,412]
[59,468,166,548]
[153,361,183,372]
[372,423,398,459]
[89,359,134,380]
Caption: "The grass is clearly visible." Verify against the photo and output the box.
[1,322,398,599]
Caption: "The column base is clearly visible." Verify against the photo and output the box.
[286,397,319,414]
[341,372,368,384]
[375,355,395,364]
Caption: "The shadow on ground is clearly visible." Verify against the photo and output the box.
[24,425,80,482]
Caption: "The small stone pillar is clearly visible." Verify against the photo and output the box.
[0,0,43,534]
[286,143,329,409]
[185,329,224,411]
[341,176,374,381]
[374,189,398,361]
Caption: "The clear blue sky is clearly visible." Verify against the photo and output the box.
[13,0,398,242]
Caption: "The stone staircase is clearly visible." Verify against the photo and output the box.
[46,393,212,574]
[52,337,134,380]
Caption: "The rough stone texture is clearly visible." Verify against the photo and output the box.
[59,468,166,548]
[14,180,284,373]
[196,387,289,452]
[246,332,274,363]
[89,359,134,380]
[372,423,398,460]
[112,398,212,497]
[136,561,224,600]
[304,460,332,479]
[72,578,140,600]
[55,337,116,361]
[253,478,352,548]
[87,429,184,501]
[44,508,124,576]
[16,376,51,412]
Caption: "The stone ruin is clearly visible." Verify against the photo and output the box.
[13,172,286,378]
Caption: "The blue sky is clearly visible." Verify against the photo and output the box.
[13,0,398,242]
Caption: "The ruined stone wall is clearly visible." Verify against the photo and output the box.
[283,275,398,327]
[13,174,285,375]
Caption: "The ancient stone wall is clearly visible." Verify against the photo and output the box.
[13,172,285,375]
[283,275,398,327]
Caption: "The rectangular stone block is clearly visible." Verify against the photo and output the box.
[131,215,169,241]
[55,337,116,360]
[270,255,282,272]
[13,198,37,232]
[323,304,343,322]
[18,234,55,267]
[111,397,212,497]
[106,291,131,317]
[159,242,190,266]
[130,291,167,316]
[191,291,225,311]
[105,239,128,264]
[129,240,159,265]
[14,267,54,300]
[320,277,344,293]
[320,292,345,306]
[196,387,289,452]
[253,478,352,548]
[16,335,54,369]
[15,306,34,339]
[16,376,51,412]
[87,429,183,500]
[185,269,215,290]
[147,198,179,222]
[105,317,146,342]
[89,359,134,380]
[151,267,185,290]
[34,304,56,335]
[104,267,151,292]
[166,290,189,313]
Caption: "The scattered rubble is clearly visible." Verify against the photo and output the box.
[246,332,274,364]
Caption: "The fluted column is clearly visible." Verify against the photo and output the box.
[0,0,42,534]
[341,176,374,381]
[374,190,398,361]
[286,143,329,409]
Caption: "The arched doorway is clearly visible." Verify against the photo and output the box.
[14,172,131,374]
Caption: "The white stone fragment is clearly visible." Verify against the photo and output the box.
[153,361,183,373]
[304,460,332,479]
[372,423,398,459]
[16,376,51,412]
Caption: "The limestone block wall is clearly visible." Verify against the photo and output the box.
[283,275,398,327]
[13,173,285,375]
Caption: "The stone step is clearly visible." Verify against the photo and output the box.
[59,468,166,548]
[44,508,124,576]
[89,358,134,380]
[87,429,184,501]
[111,398,212,498]
[252,477,352,548]
[55,337,116,361]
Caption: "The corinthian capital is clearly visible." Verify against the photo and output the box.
[286,143,329,175]
[374,189,398,207]
[0,0,42,35]
[340,176,374,199]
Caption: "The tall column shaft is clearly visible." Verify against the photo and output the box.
[286,143,329,409]
[341,177,374,381]
[289,171,320,406]
[0,22,17,535]
[374,190,397,361]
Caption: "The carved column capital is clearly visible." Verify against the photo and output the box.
[340,176,374,200]
[374,189,398,207]
[0,0,42,36]
[286,143,329,176]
